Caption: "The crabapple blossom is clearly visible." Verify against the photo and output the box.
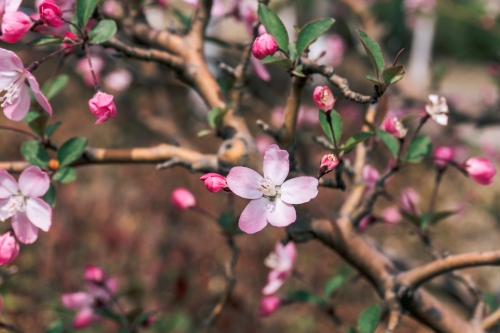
[103,69,133,92]
[358,215,376,232]
[464,157,496,185]
[400,188,420,215]
[0,231,19,265]
[363,165,380,191]
[254,135,276,156]
[262,242,296,295]
[434,146,454,169]
[313,86,335,111]
[88,92,117,124]
[0,166,52,244]
[258,295,281,316]
[425,94,449,126]
[0,48,52,120]
[308,34,346,67]
[382,116,407,139]
[39,0,64,27]
[0,11,32,43]
[252,33,278,60]
[183,0,227,16]
[382,207,402,224]
[319,154,339,177]
[200,173,227,193]
[251,56,271,81]
[0,0,22,18]
[226,145,318,234]
[76,56,104,87]
[231,0,258,34]
[171,188,196,210]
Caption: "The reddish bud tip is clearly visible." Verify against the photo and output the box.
[252,33,278,60]
[313,86,335,112]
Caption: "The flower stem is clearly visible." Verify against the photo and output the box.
[84,44,102,92]
[26,44,81,72]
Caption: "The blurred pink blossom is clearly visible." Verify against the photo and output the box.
[250,56,270,81]
[104,69,133,92]
[171,188,196,210]
[184,0,227,16]
[464,157,496,186]
[434,146,454,169]
[382,207,401,224]
[308,34,346,67]
[258,295,280,316]
[0,231,19,265]
[255,134,276,156]
[358,215,376,232]
[382,116,407,138]
[1,11,32,43]
[76,56,104,87]
[400,188,420,215]
[262,242,296,295]
[363,165,380,191]
[88,91,117,124]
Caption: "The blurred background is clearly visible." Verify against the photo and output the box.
[1,0,500,332]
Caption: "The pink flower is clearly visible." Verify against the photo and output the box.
[308,34,346,67]
[231,0,258,35]
[319,154,339,177]
[0,48,52,120]
[363,165,380,191]
[255,135,276,156]
[0,166,52,244]
[464,157,496,185]
[425,94,449,126]
[382,207,401,224]
[171,188,196,210]
[1,11,32,43]
[0,231,19,265]
[226,145,318,234]
[252,33,278,60]
[400,188,420,215]
[62,31,78,50]
[313,86,335,111]
[434,146,454,169]
[84,265,105,283]
[76,56,103,87]
[157,0,168,7]
[0,0,22,18]
[258,295,280,316]
[62,292,98,329]
[382,117,407,138]
[39,0,64,27]
[251,56,270,81]
[88,92,117,124]
[262,242,296,295]
[200,173,227,193]
[103,69,132,92]
[358,215,376,232]
[184,0,227,16]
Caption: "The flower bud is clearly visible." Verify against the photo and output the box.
[84,265,105,283]
[88,92,117,124]
[39,0,64,27]
[382,117,407,139]
[362,165,380,191]
[382,207,401,224]
[0,11,32,43]
[319,154,339,177]
[464,157,496,185]
[252,33,278,60]
[358,215,376,233]
[171,188,196,210]
[200,173,227,193]
[48,158,60,171]
[0,231,19,265]
[313,86,335,111]
[400,188,420,215]
[434,146,454,169]
[258,295,280,317]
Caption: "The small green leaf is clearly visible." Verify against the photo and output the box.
[45,320,63,333]
[405,135,432,162]
[69,13,79,34]
[296,18,335,56]
[261,56,292,67]
[401,114,419,125]
[42,75,69,101]
[53,167,77,183]
[28,36,64,47]
[376,129,399,157]
[324,275,345,297]
[218,211,233,232]
[330,110,342,145]
[344,132,373,153]
[21,140,50,168]
[421,210,457,229]
[288,41,298,61]
[358,304,380,333]
[319,111,334,144]
[365,73,384,86]
[207,107,225,129]
[45,122,62,137]
[89,19,117,44]
[485,294,498,312]
[174,8,191,28]
[288,290,327,307]
[76,0,97,27]
[420,212,430,229]
[57,137,88,166]
[23,110,41,123]
[356,30,385,79]
[347,328,357,333]
[382,65,405,85]
[400,210,421,226]
[258,4,289,51]
[197,129,213,137]
[291,64,306,77]
[43,183,56,208]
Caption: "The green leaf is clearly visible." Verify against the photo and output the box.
[401,113,419,125]
[405,135,432,162]
[291,64,306,77]
[376,129,399,157]
[23,110,41,123]
[218,211,232,232]
[344,132,373,153]
[45,320,63,333]
[173,8,191,28]
[69,13,79,34]
[382,65,405,85]
[420,210,457,228]
[21,140,50,168]
[262,56,292,67]
[319,111,334,144]
[330,110,342,145]
[288,41,298,60]
[43,183,56,208]
[53,167,77,183]
[400,209,421,226]
[356,30,385,78]
[485,294,498,312]
[296,18,335,56]
[57,137,88,166]
[324,275,345,297]
[207,107,225,129]
[365,73,384,86]
[347,328,357,333]
[288,290,327,307]
[28,36,64,47]
[89,19,117,44]
[45,122,62,137]
[76,0,96,27]
[197,129,213,137]
[358,304,380,333]
[42,75,69,101]
[258,4,289,50]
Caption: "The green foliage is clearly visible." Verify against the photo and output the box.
[343,132,373,154]
[23,110,47,137]
[53,167,77,183]
[356,30,385,78]
[174,8,191,29]
[218,211,233,232]
[28,36,64,46]
[382,65,405,85]
[319,111,334,144]
[258,4,289,50]
[358,304,380,333]
[296,18,335,56]
[154,312,192,332]
[330,110,343,145]
[76,0,96,28]
[43,183,57,208]
[197,129,213,137]
[42,75,69,101]
[21,140,50,168]
[324,275,345,297]
[262,56,292,67]
[288,41,298,60]
[405,135,432,162]
[45,320,63,333]
[376,129,399,157]
[89,20,117,44]
[45,122,62,137]
[288,290,327,307]
[57,137,88,166]
[420,210,457,229]
[207,107,225,129]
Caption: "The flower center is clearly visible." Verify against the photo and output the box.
[1,192,26,219]
[259,177,280,200]
[264,251,290,271]
[0,76,24,108]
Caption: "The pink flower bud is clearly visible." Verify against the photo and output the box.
[434,146,454,169]
[0,231,19,265]
[358,215,376,233]
[313,86,335,111]
[0,11,32,43]
[382,207,401,224]
[400,188,420,215]
[258,24,267,36]
[39,0,64,27]
[84,265,105,283]
[319,154,339,176]
[258,295,280,317]
[464,157,496,185]
[200,173,227,193]
[382,117,407,138]
[88,92,117,124]
[171,188,196,210]
[252,33,278,60]
[363,165,380,191]
[62,31,78,49]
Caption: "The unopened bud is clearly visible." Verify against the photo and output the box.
[39,0,65,27]
[382,117,407,139]
[318,154,339,177]
[0,231,19,265]
[48,158,60,171]
[252,33,278,60]
[200,173,228,193]
[171,188,196,210]
[84,265,105,283]
[258,295,280,316]
[433,146,454,170]
[313,86,336,112]
[464,157,496,185]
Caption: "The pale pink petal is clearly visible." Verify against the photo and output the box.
[25,71,52,116]
[238,197,268,234]
[262,270,286,295]
[19,166,50,197]
[251,56,271,81]
[3,82,30,121]
[26,197,52,232]
[275,242,296,270]
[226,166,263,199]
[5,0,22,12]
[263,144,289,185]
[105,276,118,295]
[266,199,296,227]
[61,292,93,309]
[280,177,318,204]
[73,307,97,329]
[0,198,12,220]
[0,169,19,198]
[11,211,38,244]
[0,49,23,89]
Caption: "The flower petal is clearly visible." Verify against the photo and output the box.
[25,71,52,116]
[0,198,12,221]
[74,307,97,329]
[0,169,19,198]
[61,292,93,309]
[263,144,289,185]
[238,197,268,234]
[251,56,270,81]
[226,166,263,199]
[5,0,22,13]
[19,166,50,197]
[280,177,318,204]
[3,82,30,121]
[262,270,286,295]
[26,197,52,232]
[266,199,296,227]
[0,48,23,76]
[11,211,38,244]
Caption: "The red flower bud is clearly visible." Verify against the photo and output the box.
[171,188,196,210]
[252,33,278,60]
[258,295,280,316]
[382,117,407,138]
[434,146,454,169]
[464,157,496,185]
[88,92,117,124]
[0,11,32,43]
[39,0,64,27]
[200,173,227,193]
[319,154,339,177]
[0,231,19,265]
[313,86,335,111]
